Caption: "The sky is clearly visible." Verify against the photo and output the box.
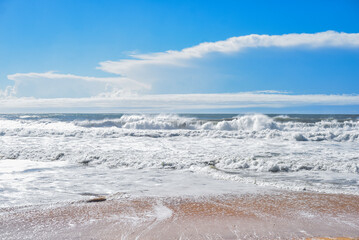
[0,0,359,113]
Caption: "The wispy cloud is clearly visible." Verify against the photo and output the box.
[0,86,16,98]
[98,31,359,75]
[252,90,290,94]
[8,71,150,89]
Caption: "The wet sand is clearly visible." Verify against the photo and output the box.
[1,191,359,239]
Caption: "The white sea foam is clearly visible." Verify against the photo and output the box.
[0,113,358,206]
[152,204,173,222]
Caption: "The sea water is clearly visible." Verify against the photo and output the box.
[0,113,358,207]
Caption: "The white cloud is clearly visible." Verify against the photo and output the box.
[8,71,150,89]
[0,86,16,98]
[6,71,150,98]
[252,90,289,94]
[1,92,358,112]
[98,31,359,75]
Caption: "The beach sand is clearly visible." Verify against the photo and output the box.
[1,190,359,239]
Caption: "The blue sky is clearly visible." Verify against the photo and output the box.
[0,0,359,113]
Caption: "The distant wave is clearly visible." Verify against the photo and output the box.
[0,114,358,142]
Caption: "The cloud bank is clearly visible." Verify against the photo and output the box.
[1,92,359,113]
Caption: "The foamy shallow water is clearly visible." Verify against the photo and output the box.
[0,113,358,207]
[0,159,266,207]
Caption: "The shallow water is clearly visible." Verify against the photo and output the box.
[0,113,358,207]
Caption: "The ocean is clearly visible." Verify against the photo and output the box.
[1,113,358,207]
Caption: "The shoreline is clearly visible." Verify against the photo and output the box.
[1,190,359,239]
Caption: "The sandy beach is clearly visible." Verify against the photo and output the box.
[1,190,359,239]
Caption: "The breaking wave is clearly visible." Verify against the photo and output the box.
[0,114,358,142]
